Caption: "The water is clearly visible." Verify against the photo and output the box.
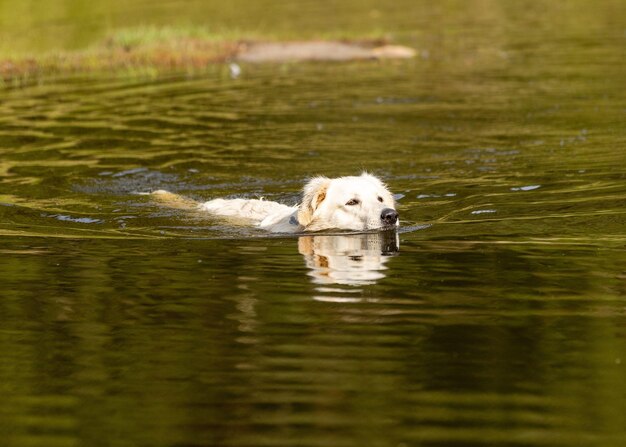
[1,1,626,446]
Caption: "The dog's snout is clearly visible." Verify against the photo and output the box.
[381,208,399,225]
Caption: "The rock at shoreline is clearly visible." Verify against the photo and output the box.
[236,41,416,63]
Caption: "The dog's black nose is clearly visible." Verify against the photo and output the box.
[380,208,399,225]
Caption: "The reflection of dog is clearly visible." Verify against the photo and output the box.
[298,232,399,285]
[152,173,399,233]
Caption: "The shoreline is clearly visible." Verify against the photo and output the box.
[1,30,415,86]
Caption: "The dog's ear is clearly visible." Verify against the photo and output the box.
[297,176,330,226]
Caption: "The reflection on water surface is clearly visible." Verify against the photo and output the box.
[299,231,400,287]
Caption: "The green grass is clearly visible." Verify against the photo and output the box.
[101,25,247,50]
[100,25,389,50]
[0,26,242,85]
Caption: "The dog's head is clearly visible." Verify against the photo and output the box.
[297,173,399,231]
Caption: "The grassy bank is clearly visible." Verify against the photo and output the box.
[0,25,403,86]
[0,26,244,85]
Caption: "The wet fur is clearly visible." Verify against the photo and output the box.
[152,173,398,233]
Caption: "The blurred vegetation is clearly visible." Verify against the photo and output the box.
[0,25,241,85]
[1,0,623,85]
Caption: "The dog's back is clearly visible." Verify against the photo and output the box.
[151,190,300,232]
[200,198,295,222]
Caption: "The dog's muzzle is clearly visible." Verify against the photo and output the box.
[380,208,399,225]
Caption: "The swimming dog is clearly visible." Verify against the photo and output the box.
[152,173,399,233]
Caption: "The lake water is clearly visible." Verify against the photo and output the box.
[1,1,625,446]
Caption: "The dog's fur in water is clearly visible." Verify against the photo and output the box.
[152,173,399,233]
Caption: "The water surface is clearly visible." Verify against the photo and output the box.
[1,1,625,446]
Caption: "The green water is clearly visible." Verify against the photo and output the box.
[1,1,625,446]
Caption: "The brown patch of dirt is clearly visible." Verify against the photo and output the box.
[235,40,416,62]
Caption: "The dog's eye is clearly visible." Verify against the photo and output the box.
[377,196,384,203]
[345,199,360,206]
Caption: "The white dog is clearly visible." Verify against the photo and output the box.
[152,173,399,233]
